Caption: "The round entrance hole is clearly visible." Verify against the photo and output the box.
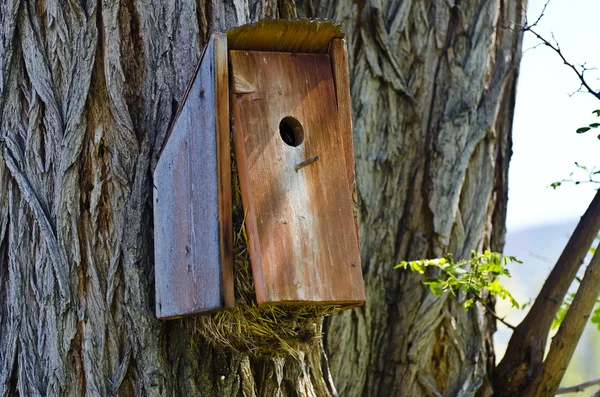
[279,117,304,147]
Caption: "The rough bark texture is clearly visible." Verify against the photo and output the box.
[299,1,525,396]
[0,1,523,396]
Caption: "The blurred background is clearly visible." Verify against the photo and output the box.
[495,0,600,395]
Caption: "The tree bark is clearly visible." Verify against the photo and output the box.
[299,1,525,396]
[0,1,524,396]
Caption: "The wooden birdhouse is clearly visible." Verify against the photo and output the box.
[153,20,365,320]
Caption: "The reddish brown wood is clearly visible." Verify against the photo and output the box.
[153,33,233,319]
[215,35,235,309]
[226,19,343,54]
[329,39,358,236]
[230,50,365,305]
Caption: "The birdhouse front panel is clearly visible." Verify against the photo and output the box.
[230,50,365,305]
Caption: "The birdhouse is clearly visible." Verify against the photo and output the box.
[153,20,365,320]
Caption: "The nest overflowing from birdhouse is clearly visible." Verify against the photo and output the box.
[192,151,345,357]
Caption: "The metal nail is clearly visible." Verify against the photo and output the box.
[294,156,319,172]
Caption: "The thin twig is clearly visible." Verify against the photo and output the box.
[480,301,516,330]
[511,0,600,101]
[525,0,551,30]
[556,376,600,394]
[551,163,600,188]
[525,27,600,101]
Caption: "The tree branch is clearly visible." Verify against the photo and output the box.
[525,0,551,30]
[493,7,600,393]
[557,377,600,395]
[524,27,600,100]
[494,189,600,395]
[511,0,600,101]
[523,240,600,396]
[480,301,516,330]
[551,163,600,188]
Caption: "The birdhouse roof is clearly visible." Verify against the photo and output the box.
[226,19,344,54]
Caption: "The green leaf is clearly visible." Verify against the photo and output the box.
[410,261,425,274]
[552,292,576,329]
[593,109,600,116]
[394,261,408,270]
[423,279,444,296]
[552,304,568,329]
[463,298,475,310]
[592,307,600,331]
[577,127,591,134]
[590,123,600,128]
[396,251,522,311]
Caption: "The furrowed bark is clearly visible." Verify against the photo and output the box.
[0,1,336,396]
[0,0,523,396]
[494,189,600,395]
[299,1,525,395]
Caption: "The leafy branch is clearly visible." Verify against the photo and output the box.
[575,109,600,136]
[395,251,522,311]
[551,161,600,189]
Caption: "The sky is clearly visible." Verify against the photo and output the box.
[507,0,600,231]
[497,2,600,388]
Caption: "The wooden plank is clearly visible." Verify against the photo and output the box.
[153,33,233,319]
[329,38,359,237]
[226,20,344,54]
[230,50,365,305]
[214,34,235,309]
[156,39,209,161]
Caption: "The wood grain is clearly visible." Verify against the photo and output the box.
[214,34,235,309]
[153,33,233,319]
[230,50,365,305]
[328,39,358,237]
[226,19,343,54]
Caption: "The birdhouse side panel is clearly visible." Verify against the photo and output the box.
[230,50,365,305]
[153,34,232,319]
[329,39,358,237]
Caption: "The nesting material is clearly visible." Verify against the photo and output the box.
[193,154,344,356]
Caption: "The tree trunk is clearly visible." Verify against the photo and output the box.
[299,1,525,396]
[0,1,524,396]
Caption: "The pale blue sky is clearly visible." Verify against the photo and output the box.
[498,2,600,384]
[508,0,600,230]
